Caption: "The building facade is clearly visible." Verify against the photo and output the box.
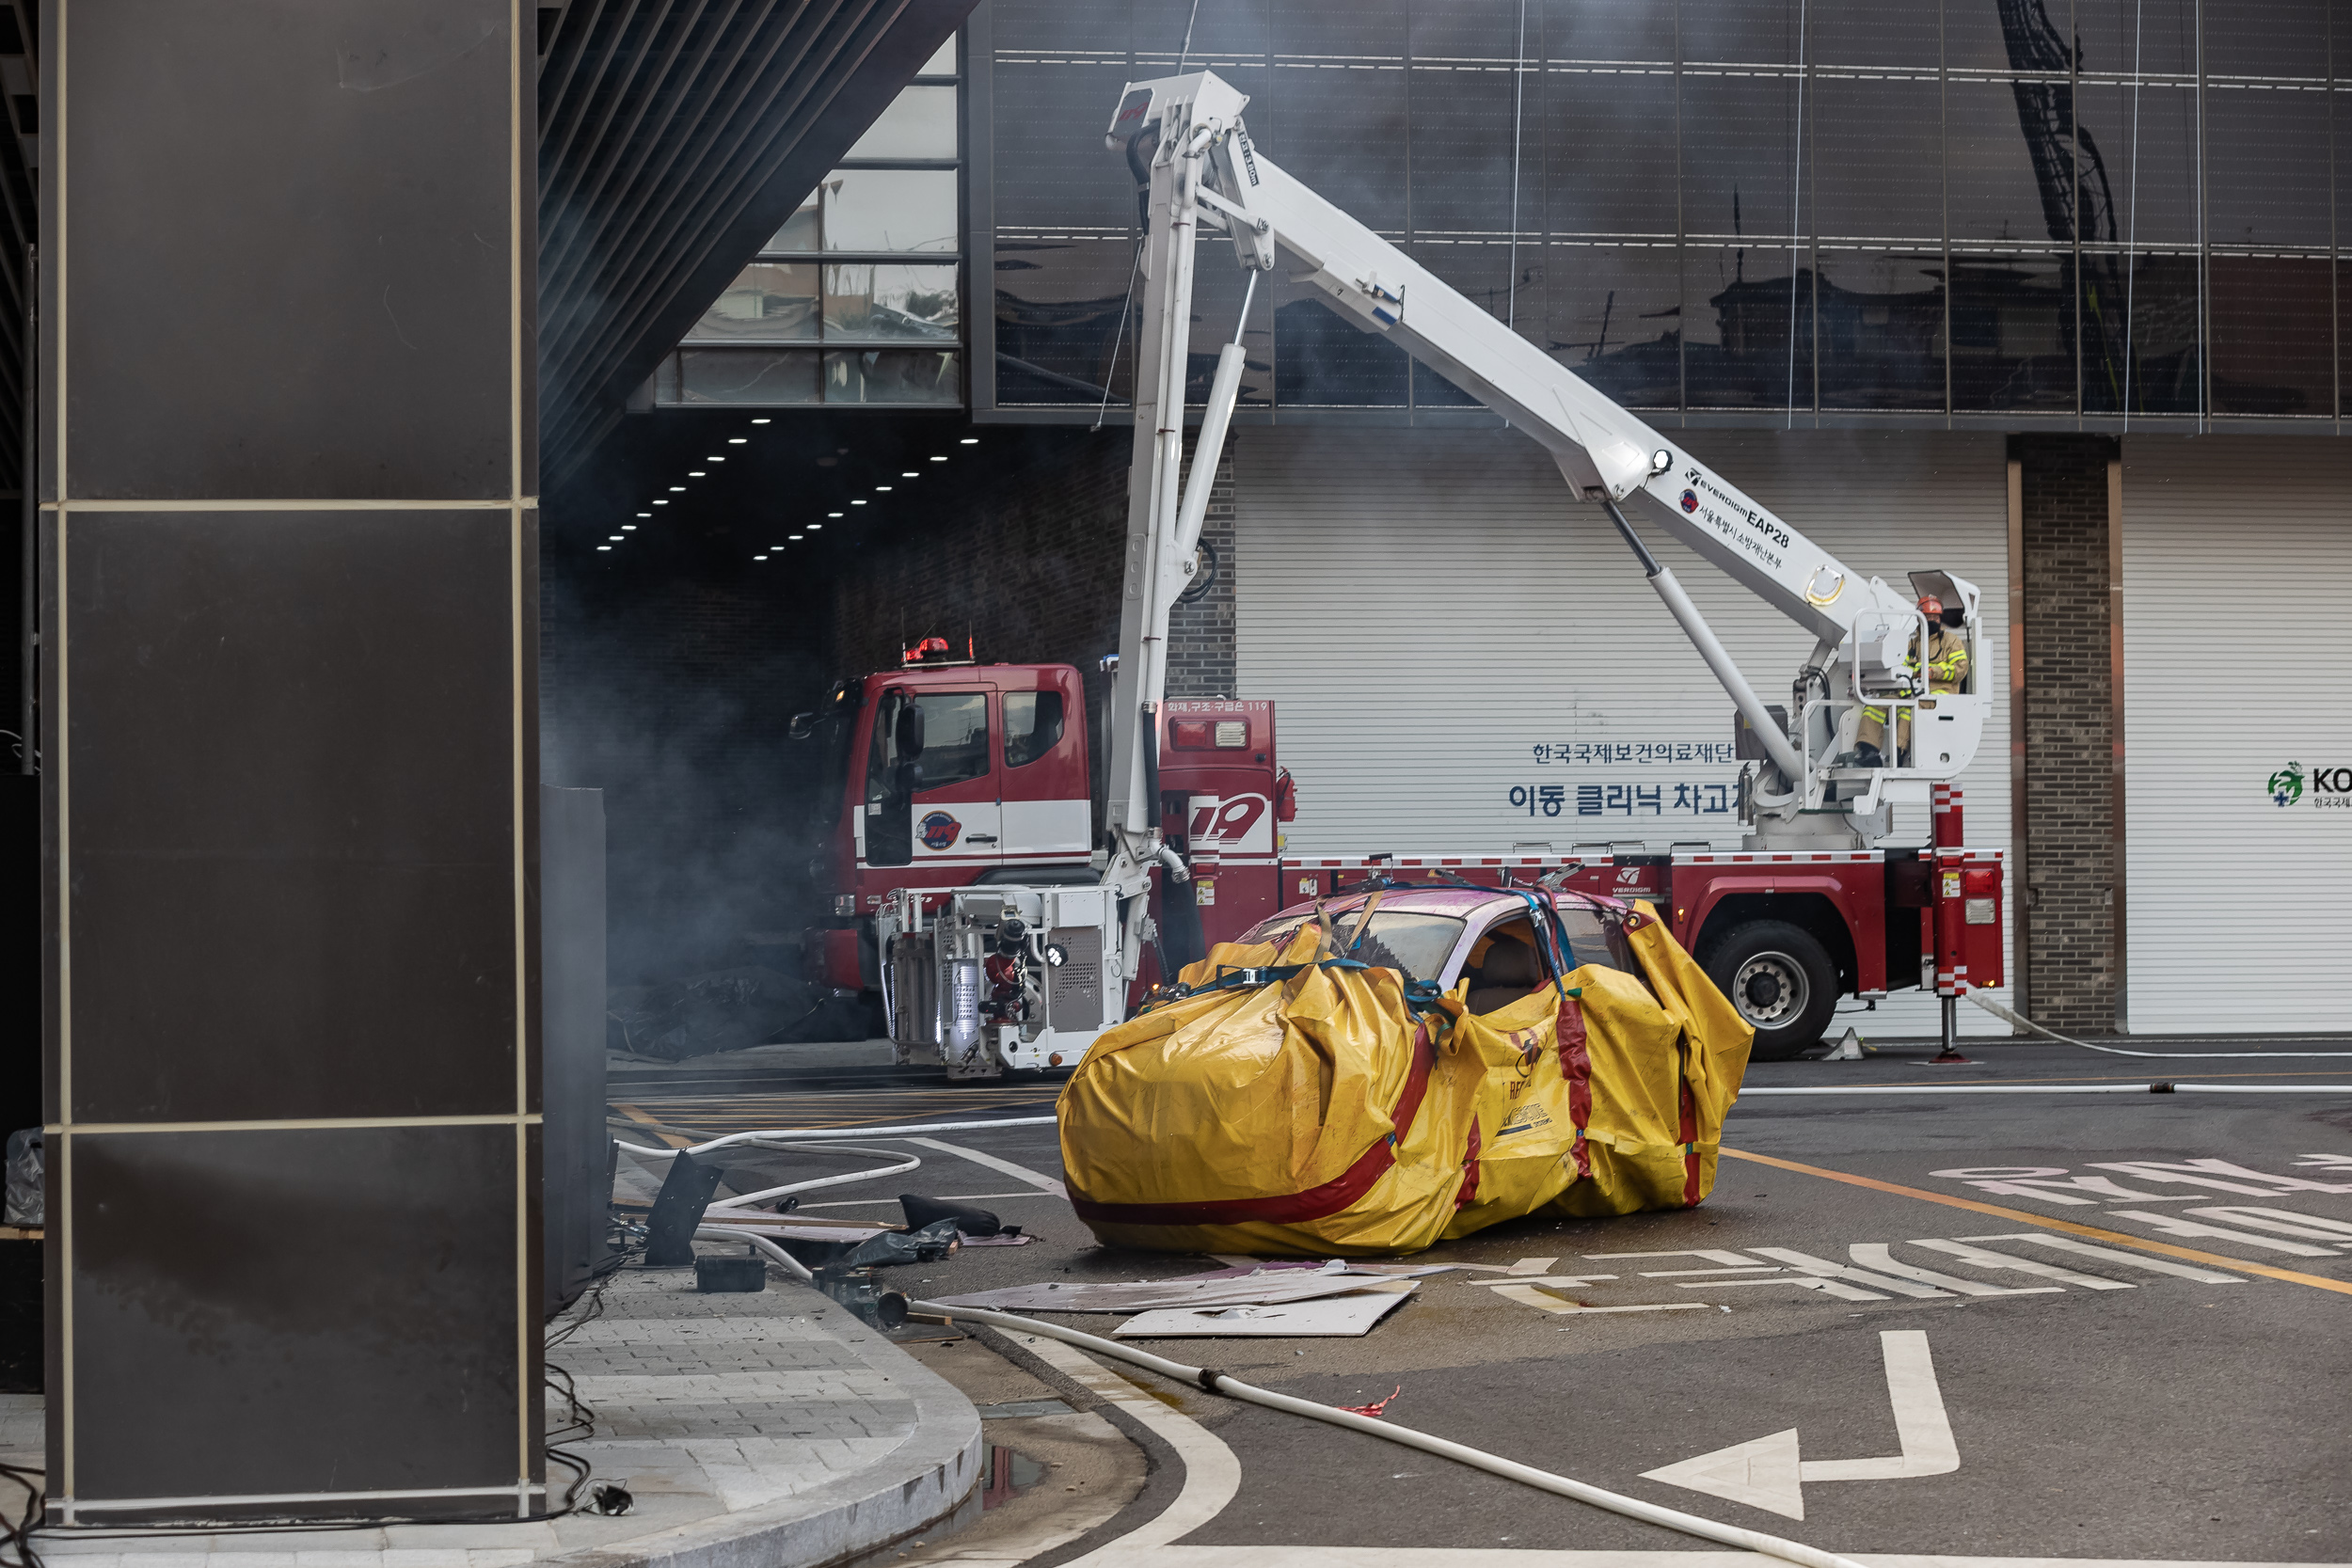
[635,0,2351,1037]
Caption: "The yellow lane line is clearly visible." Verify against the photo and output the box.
[1720,1147,2352,1298]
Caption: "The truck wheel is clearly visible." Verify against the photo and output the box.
[1702,920,1838,1062]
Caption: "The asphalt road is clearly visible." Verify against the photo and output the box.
[627,1037,2352,1566]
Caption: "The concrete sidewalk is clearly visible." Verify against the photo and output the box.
[25,1266,982,1568]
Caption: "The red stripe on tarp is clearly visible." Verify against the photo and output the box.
[1070,1022,1437,1227]
[1677,1071,1702,1206]
[1454,1117,1483,1209]
[1559,992,1593,1180]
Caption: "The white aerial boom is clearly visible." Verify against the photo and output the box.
[1101,71,1992,853]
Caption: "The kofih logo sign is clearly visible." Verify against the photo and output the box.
[2267,761,2352,809]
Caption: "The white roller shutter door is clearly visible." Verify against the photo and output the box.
[2121,436,2352,1034]
[1234,427,2012,1038]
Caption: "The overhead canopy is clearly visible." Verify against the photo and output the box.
[535,0,972,488]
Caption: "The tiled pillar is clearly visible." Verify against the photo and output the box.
[40,2,540,1522]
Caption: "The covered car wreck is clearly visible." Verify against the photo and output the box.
[1057,886,1754,1256]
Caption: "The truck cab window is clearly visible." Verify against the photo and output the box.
[1004,689,1064,768]
[867,690,990,801]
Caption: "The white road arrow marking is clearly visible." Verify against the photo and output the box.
[1640,1330,1957,1521]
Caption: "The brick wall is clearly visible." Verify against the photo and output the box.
[2017,434,2118,1033]
[1166,434,1238,700]
[829,425,1130,682]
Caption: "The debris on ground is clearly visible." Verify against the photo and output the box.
[841,1217,963,1269]
[1112,1280,1418,1338]
[1339,1386,1403,1418]
[931,1260,1415,1314]
[901,1194,1019,1237]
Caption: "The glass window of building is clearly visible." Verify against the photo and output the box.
[983,2,2344,427]
[655,35,962,408]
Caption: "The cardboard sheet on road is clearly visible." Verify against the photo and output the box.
[1113,1281,1418,1338]
[930,1265,1399,1313]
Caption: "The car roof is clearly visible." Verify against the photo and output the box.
[1248,884,1618,927]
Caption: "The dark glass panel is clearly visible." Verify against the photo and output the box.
[992,0,1125,54]
[1805,0,1941,68]
[1684,245,1817,409]
[1682,0,1804,66]
[1273,278,1410,405]
[2068,0,2200,79]
[1263,58,1409,231]
[2208,258,2332,418]
[1545,66,1678,237]
[2096,251,2202,414]
[1407,242,1519,406]
[1948,253,2075,410]
[1816,248,1947,410]
[1811,75,1945,242]
[1411,0,1523,60]
[2075,250,2132,411]
[1540,0,1675,64]
[1680,71,1804,242]
[2072,82,2199,246]
[1542,242,1682,408]
[1409,58,1539,234]
[1134,0,1268,61]
[2205,87,2330,249]
[994,61,1135,230]
[2200,0,2329,79]
[1274,0,1405,58]
[1942,0,2016,73]
[676,348,821,404]
[1947,76,2062,244]
[684,262,818,343]
[824,348,963,405]
[994,237,1136,404]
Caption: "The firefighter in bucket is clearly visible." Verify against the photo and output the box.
[1856,594,1970,768]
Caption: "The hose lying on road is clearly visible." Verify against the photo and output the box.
[614,1116,1059,1154]
[1967,992,2352,1057]
[614,1117,1058,1212]
[912,1299,1871,1568]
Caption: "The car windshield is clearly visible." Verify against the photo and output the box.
[1235,911,1467,984]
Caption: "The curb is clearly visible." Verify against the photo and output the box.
[539,1317,982,1568]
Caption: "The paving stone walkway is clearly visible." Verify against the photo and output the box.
[25,1266,980,1568]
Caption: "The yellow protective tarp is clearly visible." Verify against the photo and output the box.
[1057,903,1753,1256]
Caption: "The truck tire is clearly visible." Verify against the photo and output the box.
[1702,920,1838,1062]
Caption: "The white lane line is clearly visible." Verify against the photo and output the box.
[1490,1284,1709,1316]
[2103,1209,2338,1257]
[1844,1244,2061,1298]
[905,1135,1070,1198]
[1016,1332,1242,1563]
[1070,1545,2350,1566]
[1798,1331,1959,1482]
[1908,1238,2137,1291]
[1956,1231,2246,1283]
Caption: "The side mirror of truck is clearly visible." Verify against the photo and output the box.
[787,711,817,741]
[895,704,926,757]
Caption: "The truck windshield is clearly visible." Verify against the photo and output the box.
[1233,911,1466,985]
